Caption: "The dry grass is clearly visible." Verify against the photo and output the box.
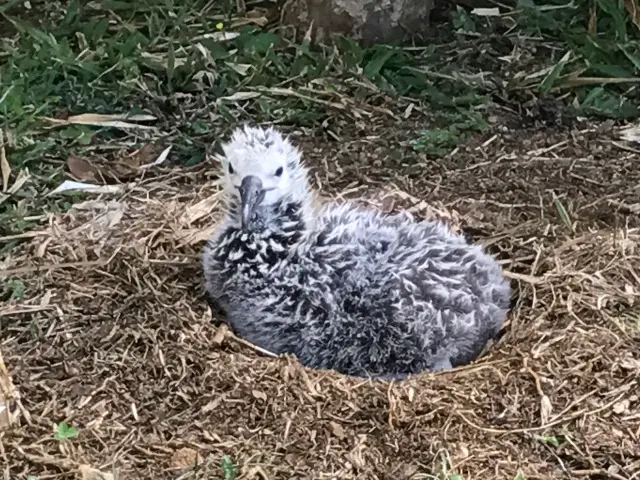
[0,349,19,433]
[1,118,640,480]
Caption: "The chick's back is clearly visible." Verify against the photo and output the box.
[305,203,511,367]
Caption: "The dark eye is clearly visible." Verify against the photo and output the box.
[228,163,234,174]
[274,166,283,177]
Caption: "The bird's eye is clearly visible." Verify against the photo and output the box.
[228,163,235,174]
[274,166,283,177]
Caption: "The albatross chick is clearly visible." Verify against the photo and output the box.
[202,125,511,380]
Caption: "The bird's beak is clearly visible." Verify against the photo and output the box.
[238,175,265,229]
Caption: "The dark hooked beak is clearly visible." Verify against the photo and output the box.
[238,175,265,229]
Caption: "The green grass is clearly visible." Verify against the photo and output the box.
[0,0,639,241]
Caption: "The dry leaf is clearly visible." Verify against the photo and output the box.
[48,180,124,196]
[329,421,346,439]
[68,155,102,182]
[407,386,415,402]
[108,144,171,179]
[139,145,172,169]
[242,466,272,479]
[471,7,500,16]
[620,124,640,143]
[170,447,203,469]
[51,119,154,129]
[624,284,636,306]
[231,15,270,28]
[195,32,240,42]
[226,62,252,76]
[345,439,367,469]
[43,112,156,130]
[624,0,640,31]
[613,399,630,415]
[69,113,156,122]
[212,31,240,41]
[212,323,229,345]
[180,194,222,225]
[0,128,10,192]
[252,390,267,401]
[123,143,161,169]
[540,395,553,425]
[218,91,262,103]
[231,7,272,27]
[78,464,115,480]
[71,200,125,233]
[246,7,269,19]
[619,357,640,371]
[201,397,223,413]
[0,168,30,207]
[175,225,216,248]
[588,2,597,36]
[40,291,53,307]
[457,444,470,459]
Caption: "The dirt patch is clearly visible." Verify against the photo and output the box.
[1,116,639,479]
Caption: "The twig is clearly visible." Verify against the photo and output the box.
[227,332,278,358]
[0,260,106,278]
[456,389,631,434]
[502,269,544,285]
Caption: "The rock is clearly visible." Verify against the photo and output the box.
[278,0,434,45]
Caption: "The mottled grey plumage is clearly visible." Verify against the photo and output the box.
[202,125,511,380]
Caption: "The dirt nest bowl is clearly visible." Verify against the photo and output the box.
[1,121,639,479]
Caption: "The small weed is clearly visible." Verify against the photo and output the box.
[54,422,78,440]
[411,128,461,156]
[446,474,464,480]
[6,278,25,300]
[536,434,561,447]
[221,455,237,480]
[452,6,476,33]
[431,451,464,480]
[409,111,487,156]
[29,317,43,340]
[552,195,574,232]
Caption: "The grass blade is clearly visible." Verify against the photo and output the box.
[540,50,572,92]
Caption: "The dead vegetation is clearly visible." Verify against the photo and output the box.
[1,116,639,479]
[2,0,640,477]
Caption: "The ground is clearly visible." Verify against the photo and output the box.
[1,1,640,479]
[2,115,640,479]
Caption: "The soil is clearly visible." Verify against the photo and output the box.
[1,110,640,479]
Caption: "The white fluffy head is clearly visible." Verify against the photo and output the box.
[219,125,310,208]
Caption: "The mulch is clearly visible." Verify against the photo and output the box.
[1,112,640,480]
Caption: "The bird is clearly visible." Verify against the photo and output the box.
[202,125,511,380]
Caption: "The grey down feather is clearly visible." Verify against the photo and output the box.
[202,125,511,380]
